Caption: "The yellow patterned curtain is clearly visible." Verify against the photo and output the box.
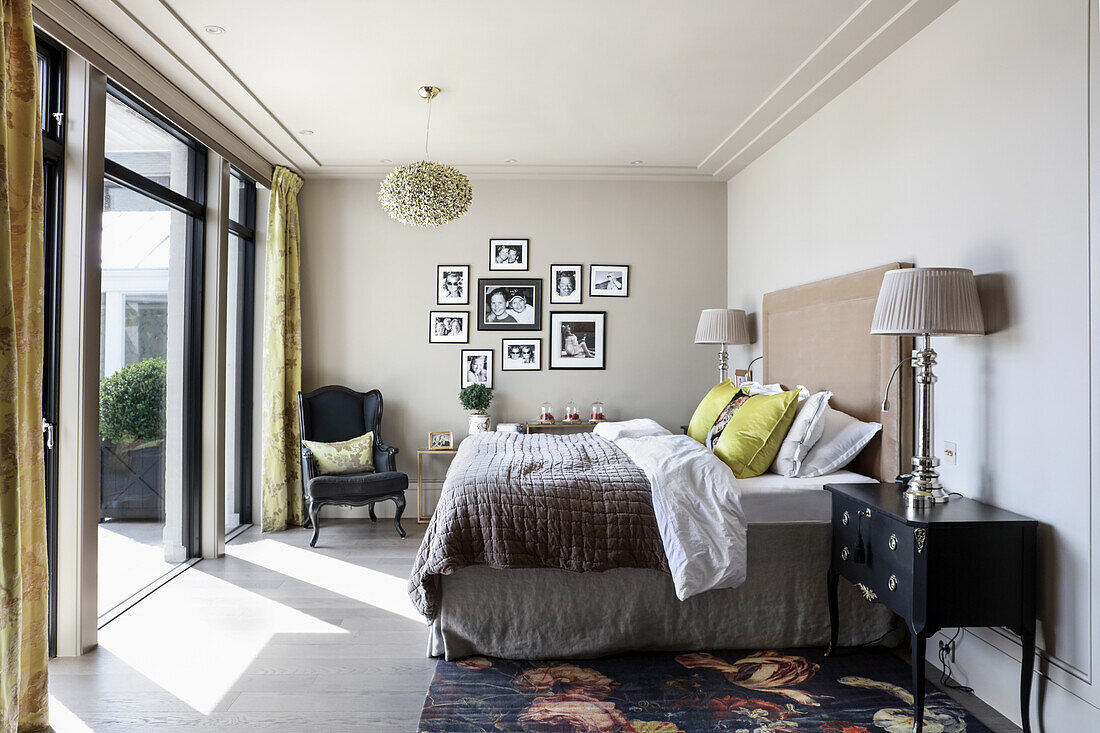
[260,167,305,532]
[0,0,48,730]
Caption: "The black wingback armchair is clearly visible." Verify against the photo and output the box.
[298,385,408,547]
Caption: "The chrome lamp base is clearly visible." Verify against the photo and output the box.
[905,334,950,509]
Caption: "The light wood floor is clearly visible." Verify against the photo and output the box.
[48,517,1021,732]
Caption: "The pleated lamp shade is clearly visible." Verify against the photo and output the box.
[871,267,985,336]
[695,309,750,345]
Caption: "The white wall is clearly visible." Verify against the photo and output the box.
[299,178,727,515]
[727,0,1097,727]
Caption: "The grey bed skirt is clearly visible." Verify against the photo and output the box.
[428,521,899,660]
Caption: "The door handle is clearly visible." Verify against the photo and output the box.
[42,418,55,450]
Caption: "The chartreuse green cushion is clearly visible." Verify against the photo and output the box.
[714,390,801,478]
[302,431,375,475]
[687,379,744,444]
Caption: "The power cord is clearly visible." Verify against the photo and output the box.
[938,628,974,693]
[859,615,902,647]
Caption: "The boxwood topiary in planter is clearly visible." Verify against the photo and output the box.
[458,383,493,414]
[100,357,167,445]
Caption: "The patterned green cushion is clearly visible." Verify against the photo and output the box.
[302,431,375,475]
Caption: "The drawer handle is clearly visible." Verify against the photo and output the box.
[888,575,898,592]
[856,582,878,602]
[915,528,926,554]
[858,508,872,518]
[888,534,898,551]
[842,510,850,526]
[840,546,849,561]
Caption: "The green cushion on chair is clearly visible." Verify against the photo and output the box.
[302,431,375,475]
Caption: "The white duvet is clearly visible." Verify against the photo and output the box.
[595,419,748,600]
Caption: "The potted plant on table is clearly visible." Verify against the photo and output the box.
[459,383,494,435]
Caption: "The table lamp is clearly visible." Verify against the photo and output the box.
[871,267,985,507]
[695,308,750,383]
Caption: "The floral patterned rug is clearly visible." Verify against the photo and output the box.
[418,648,991,732]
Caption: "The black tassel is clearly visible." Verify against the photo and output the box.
[853,513,867,564]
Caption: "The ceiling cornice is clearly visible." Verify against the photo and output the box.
[700,0,961,180]
[38,0,959,183]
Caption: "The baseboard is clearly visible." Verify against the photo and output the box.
[930,629,1100,729]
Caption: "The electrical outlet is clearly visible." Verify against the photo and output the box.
[942,441,957,466]
[939,639,956,662]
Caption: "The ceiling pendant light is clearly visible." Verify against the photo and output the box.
[378,86,473,228]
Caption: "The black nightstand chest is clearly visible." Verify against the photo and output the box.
[824,483,1038,733]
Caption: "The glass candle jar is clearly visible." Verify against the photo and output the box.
[563,400,580,423]
[539,401,555,423]
[590,400,606,422]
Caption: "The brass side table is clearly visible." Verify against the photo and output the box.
[417,448,456,524]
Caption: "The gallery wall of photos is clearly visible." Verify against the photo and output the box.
[429,238,631,389]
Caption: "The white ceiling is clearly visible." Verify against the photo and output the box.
[62,0,959,180]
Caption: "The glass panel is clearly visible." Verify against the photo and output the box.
[229,171,247,225]
[99,182,191,616]
[37,52,48,132]
[105,93,195,197]
[225,233,243,532]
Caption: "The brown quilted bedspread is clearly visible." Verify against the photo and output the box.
[409,431,668,619]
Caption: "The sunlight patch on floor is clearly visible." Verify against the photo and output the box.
[227,539,427,625]
[98,522,180,615]
[47,695,94,733]
[98,570,346,715]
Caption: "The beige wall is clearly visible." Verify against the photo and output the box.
[727,0,1097,727]
[299,178,726,512]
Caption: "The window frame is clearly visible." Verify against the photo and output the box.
[37,28,65,660]
[228,168,256,526]
[103,83,207,558]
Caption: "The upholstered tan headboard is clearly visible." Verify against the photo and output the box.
[762,263,913,482]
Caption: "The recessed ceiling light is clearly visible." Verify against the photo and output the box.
[380,159,392,164]
[630,160,644,165]
[298,129,314,136]
[505,159,518,164]
[203,25,225,35]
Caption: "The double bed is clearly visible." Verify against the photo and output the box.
[411,264,914,660]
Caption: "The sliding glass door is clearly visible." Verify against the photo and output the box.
[97,87,205,618]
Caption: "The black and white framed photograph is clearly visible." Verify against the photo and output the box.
[502,338,542,371]
[477,278,543,330]
[549,264,582,304]
[589,264,630,297]
[428,431,454,450]
[460,349,494,388]
[429,311,469,343]
[437,265,469,305]
[549,311,606,370]
[489,238,529,271]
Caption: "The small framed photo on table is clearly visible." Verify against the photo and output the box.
[589,264,629,297]
[428,431,454,450]
[550,264,582,304]
[460,349,494,388]
[502,338,541,371]
[429,311,469,344]
[489,239,529,271]
[437,265,469,305]
[733,369,750,388]
[477,278,542,331]
[549,311,606,370]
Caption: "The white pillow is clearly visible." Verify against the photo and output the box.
[797,407,881,478]
[772,390,832,477]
